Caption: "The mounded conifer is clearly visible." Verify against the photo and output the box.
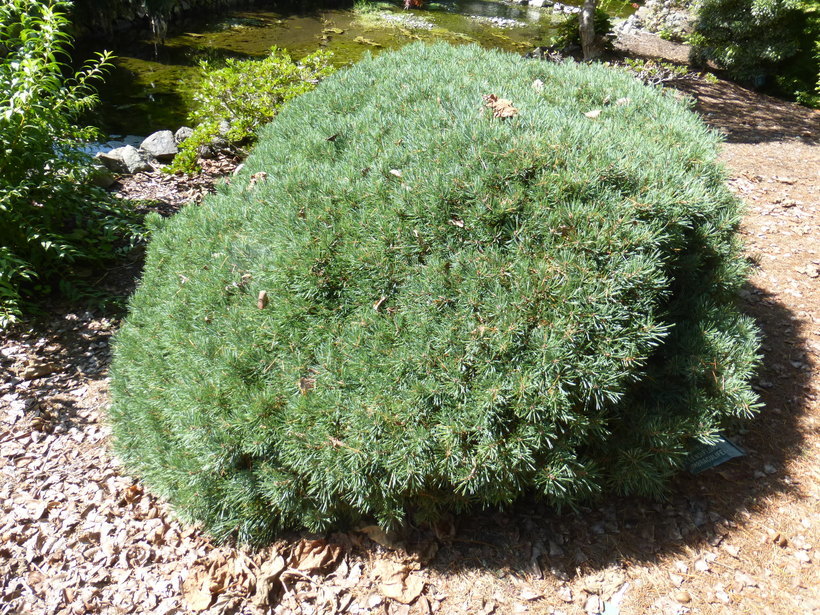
[110,43,760,544]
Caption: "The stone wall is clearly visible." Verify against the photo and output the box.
[616,0,696,41]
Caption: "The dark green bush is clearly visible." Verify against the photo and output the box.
[0,0,142,327]
[111,42,760,543]
[690,0,819,106]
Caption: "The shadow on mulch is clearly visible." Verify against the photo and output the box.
[674,79,819,146]
[1,250,146,429]
[612,32,819,146]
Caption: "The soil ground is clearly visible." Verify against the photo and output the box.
[1,32,818,615]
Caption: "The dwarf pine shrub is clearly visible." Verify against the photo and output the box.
[110,42,760,544]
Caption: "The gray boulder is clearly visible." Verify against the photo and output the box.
[95,145,152,175]
[174,126,194,144]
[140,130,178,161]
[197,136,230,160]
[89,160,116,188]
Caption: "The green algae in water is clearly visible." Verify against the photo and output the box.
[88,0,631,135]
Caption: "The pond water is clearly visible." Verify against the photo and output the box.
[81,0,632,136]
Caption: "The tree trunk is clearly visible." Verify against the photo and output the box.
[580,0,599,60]
[150,13,168,43]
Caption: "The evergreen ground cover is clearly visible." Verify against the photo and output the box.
[110,42,760,544]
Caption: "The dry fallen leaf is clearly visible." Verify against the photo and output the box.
[374,560,425,604]
[483,94,518,119]
[337,561,364,589]
[182,568,214,612]
[122,484,143,505]
[415,595,433,614]
[253,554,286,607]
[248,171,268,189]
[299,377,316,395]
[584,109,602,119]
[206,557,230,596]
[208,594,241,615]
[257,290,269,309]
[231,552,257,590]
[289,538,342,573]
[18,360,58,380]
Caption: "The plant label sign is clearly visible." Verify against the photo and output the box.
[686,436,745,474]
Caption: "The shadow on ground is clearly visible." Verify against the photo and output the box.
[613,32,819,146]
[675,79,819,145]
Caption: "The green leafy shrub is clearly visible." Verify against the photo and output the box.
[352,0,392,14]
[111,42,760,543]
[552,8,615,52]
[773,1,819,108]
[690,0,819,106]
[169,47,335,173]
[657,28,681,42]
[0,0,141,327]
